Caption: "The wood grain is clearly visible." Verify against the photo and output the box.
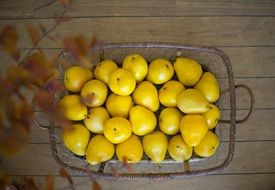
[1,0,275,18]
[2,142,275,175]
[0,17,275,48]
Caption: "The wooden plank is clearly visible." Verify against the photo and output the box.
[2,142,275,175]
[10,174,275,190]
[1,47,275,77]
[1,0,275,18]
[0,17,275,48]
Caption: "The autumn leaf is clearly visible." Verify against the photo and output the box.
[59,0,70,8]
[64,36,89,58]
[34,89,56,113]
[59,166,73,186]
[44,79,65,94]
[26,24,40,45]
[92,180,101,190]
[0,25,20,61]
[45,174,54,190]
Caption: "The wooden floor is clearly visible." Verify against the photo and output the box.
[1,0,275,189]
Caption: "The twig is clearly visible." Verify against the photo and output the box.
[21,8,68,64]
[33,0,58,14]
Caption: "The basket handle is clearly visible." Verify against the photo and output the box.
[219,84,255,124]
[33,111,50,130]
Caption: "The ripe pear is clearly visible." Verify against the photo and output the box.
[177,89,209,114]
[64,65,93,92]
[168,135,193,161]
[94,59,118,84]
[109,68,136,96]
[132,81,159,112]
[159,108,183,135]
[122,54,148,83]
[106,93,133,118]
[195,72,220,103]
[173,57,202,86]
[180,115,208,147]
[203,103,221,129]
[146,58,174,84]
[81,79,108,107]
[159,80,185,107]
[116,134,143,163]
[59,95,87,121]
[62,124,90,156]
[194,131,220,157]
[129,105,157,136]
[84,107,110,134]
[143,131,168,163]
[86,135,115,165]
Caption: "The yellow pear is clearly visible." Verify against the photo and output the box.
[203,103,221,129]
[116,134,143,163]
[159,80,185,107]
[94,59,118,84]
[64,65,93,92]
[195,72,220,103]
[177,89,209,114]
[146,58,174,84]
[142,131,168,163]
[103,117,132,144]
[173,57,202,86]
[129,105,157,136]
[109,68,136,96]
[168,135,193,161]
[81,79,108,107]
[106,93,133,118]
[86,135,115,165]
[122,54,148,83]
[59,95,87,121]
[194,131,220,157]
[180,115,208,147]
[159,108,183,135]
[84,107,110,134]
[62,124,90,156]
[132,81,159,112]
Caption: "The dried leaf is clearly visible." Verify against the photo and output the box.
[44,79,65,94]
[59,0,70,7]
[34,89,56,113]
[92,180,101,190]
[26,24,40,45]
[64,36,89,58]
[0,25,20,61]
[59,166,73,186]
[45,174,54,190]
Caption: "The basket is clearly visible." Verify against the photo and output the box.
[34,43,254,180]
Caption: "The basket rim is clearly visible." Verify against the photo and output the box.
[49,42,236,180]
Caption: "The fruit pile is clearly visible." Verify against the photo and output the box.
[60,54,221,165]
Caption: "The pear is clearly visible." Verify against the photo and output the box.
[180,115,208,147]
[194,131,220,157]
[203,103,221,129]
[132,81,159,112]
[142,131,168,163]
[195,72,220,103]
[177,89,209,114]
[173,57,202,86]
[129,105,157,136]
[168,135,192,161]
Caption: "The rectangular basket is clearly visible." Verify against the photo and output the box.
[38,43,245,180]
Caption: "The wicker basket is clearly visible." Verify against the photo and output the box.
[34,43,254,180]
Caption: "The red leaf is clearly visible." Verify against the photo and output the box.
[44,79,65,94]
[59,0,70,7]
[45,174,54,190]
[64,36,89,58]
[59,166,73,185]
[0,25,20,61]
[92,180,101,190]
[26,24,40,45]
[34,89,56,113]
